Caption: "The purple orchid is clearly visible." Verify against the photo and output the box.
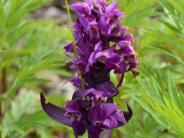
[41,93,132,138]
[66,0,138,75]
[41,0,138,138]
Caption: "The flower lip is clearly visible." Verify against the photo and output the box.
[84,88,112,100]
[88,102,129,129]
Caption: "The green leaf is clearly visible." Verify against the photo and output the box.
[136,67,184,137]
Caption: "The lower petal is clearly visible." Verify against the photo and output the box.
[40,93,72,126]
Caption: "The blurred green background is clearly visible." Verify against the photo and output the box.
[0,0,184,138]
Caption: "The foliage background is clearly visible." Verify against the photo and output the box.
[0,0,184,138]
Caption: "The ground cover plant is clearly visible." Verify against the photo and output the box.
[0,0,184,138]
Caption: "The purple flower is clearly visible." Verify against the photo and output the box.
[70,2,91,16]
[41,0,138,137]
[67,0,138,75]
[41,93,132,138]
[88,102,132,138]
[89,102,125,128]
[41,93,90,138]
[64,43,74,52]
[40,93,72,126]
[84,87,114,99]
[99,2,124,35]
[89,46,121,69]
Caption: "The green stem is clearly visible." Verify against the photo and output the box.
[80,75,85,90]
[65,0,73,29]
[65,0,77,55]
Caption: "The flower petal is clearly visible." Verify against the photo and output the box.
[84,88,109,99]
[103,116,118,128]
[70,2,91,15]
[123,104,132,123]
[96,81,117,97]
[64,43,74,52]
[88,126,103,138]
[40,93,72,126]
[106,2,117,13]
[72,121,86,138]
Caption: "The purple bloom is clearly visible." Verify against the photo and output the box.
[88,102,132,138]
[70,2,91,15]
[41,0,138,137]
[40,93,72,126]
[90,46,121,69]
[64,43,74,52]
[41,93,90,138]
[99,2,124,35]
[41,93,132,138]
[84,87,114,99]
[89,102,125,128]
[95,81,118,97]
[67,0,138,75]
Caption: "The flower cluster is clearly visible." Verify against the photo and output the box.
[41,0,138,138]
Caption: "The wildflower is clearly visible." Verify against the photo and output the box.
[41,93,132,138]
[41,0,138,137]
[65,1,138,75]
